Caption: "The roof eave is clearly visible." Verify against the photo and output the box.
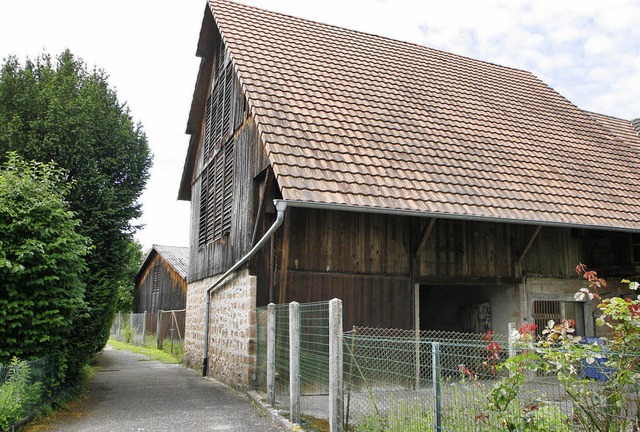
[278,199,640,234]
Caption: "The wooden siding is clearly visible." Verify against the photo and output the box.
[262,207,633,330]
[414,218,583,279]
[283,208,585,282]
[135,255,187,313]
[286,272,413,331]
[190,116,259,281]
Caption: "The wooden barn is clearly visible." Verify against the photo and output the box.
[134,245,189,314]
[179,0,640,386]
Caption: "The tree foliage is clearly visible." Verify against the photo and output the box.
[0,153,89,370]
[0,51,152,380]
[115,240,144,313]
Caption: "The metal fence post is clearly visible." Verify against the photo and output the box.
[508,322,516,359]
[289,301,300,424]
[432,342,442,432]
[329,298,343,432]
[156,311,162,349]
[267,303,276,405]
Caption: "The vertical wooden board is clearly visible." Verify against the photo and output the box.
[390,279,402,329]
[335,211,348,273]
[359,277,370,328]
[358,213,366,274]
[333,277,345,310]
[381,281,392,328]
[352,276,363,330]
[371,277,383,327]
[486,222,496,278]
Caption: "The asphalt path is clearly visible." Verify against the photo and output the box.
[43,346,284,432]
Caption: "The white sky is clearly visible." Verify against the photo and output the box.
[1,0,638,251]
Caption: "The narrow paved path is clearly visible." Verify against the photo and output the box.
[43,346,283,431]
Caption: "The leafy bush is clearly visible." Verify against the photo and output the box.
[0,153,89,390]
[0,358,43,431]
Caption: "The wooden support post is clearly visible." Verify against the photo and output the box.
[267,303,276,405]
[278,210,291,303]
[289,301,300,424]
[251,167,273,247]
[141,311,147,346]
[329,298,343,432]
[156,310,162,349]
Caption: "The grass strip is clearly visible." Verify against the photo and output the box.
[107,339,181,365]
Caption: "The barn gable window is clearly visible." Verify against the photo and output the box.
[199,39,236,247]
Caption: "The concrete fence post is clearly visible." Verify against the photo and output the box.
[267,303,276,405]
[432,342,442,432]
[329,298,343,432]
[508,322,516,359]
[117,312,122,341]
[289,301,300,424]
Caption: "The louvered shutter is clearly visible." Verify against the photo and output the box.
[198,39,238,245]
[206,163,216,244]
[212,150,225,240]
[198,168,208,247]
[222,139,234,234]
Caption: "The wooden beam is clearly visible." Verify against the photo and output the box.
[414,218,436,257]
[515,225,542,277]
[251,167,273,246]
[517,225,542,264]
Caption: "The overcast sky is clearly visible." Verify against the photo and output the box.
[1,0,638,251]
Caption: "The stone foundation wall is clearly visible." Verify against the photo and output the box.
[183,269,257,388]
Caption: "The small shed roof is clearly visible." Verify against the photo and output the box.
[184,0,640,232]
[137,245,189,283]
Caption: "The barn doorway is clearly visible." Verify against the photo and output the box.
[418,283,517,335]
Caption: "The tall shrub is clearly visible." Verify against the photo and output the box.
[0,51,152,381]
[0,153,89,385]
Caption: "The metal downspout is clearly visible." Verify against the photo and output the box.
[202,200,287,377]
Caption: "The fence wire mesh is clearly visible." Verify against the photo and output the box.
[255,304,640,431]
[0,357,55,430]
[109,310,185,357]
[343,328,508,431]
[256,301,332,419]
[157,310,186,356]
[344,328,640,431]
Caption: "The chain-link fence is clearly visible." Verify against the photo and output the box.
[343,328,508,431]
[0,357,55,431]
[110,310,185,357]
[256,303,640,431]
[256,301,331,420]
[344,329,640,431]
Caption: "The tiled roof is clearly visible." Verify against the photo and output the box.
[588,112,640,152]
[152,245,189,279]
[208,0,640,231]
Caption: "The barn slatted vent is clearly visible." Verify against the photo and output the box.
[199,38,236,247]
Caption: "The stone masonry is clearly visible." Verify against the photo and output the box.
[184,269,257,388]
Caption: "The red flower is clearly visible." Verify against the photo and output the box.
[628,303,640,318]
[482,331,494,341]
[519,323,537,336]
